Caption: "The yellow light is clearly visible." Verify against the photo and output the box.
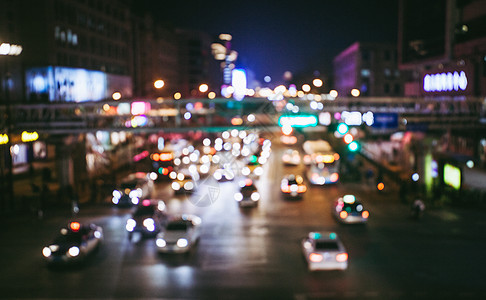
[351,89,360,97]
[312,78,323,87]
[174,92,182,100]
[329,90,338,98]
[154,79,165,89]
[112,92,122,100]
[103,104,110,111]
[302,84,311,93]
[297,91,305,98]
[208,92,216,99]
[0,134,8,145]
[21,131,39,142]
[199,84,209,93]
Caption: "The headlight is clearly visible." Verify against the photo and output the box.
[242,167,250,176]
[68,246,80,257]
[171,182,181,191]
[112,190,122,199]
[251,192,260,201]
[126,218,136,231]
[214,171,222,180]
[290,184,298,192]
[177,238,188,248]
[234,192,243,201]
[131,197,139,205]
[42,247,52,257]
[156,238,166,248]
[94,231,102,239]
[254,167,263,176]
[184,181,194,190]
[143,218,154,228]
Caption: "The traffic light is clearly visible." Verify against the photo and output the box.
[347,141,360,152]
[336,123,349,135]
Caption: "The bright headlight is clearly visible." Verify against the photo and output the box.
[143,218,154,228]
[156,238,166,248]
[251,192,260,201]
[177,238,188,248]
[184,181,194,190]
[171,182,181,191]
[254,167,263,176]
[112,190,122,199]
[68,246,80,257]
[42,247,52,257]
[242,167,250,176]
[131,197,139,205]
[234,192,243,201]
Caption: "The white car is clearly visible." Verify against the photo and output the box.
[302,231,348,271]
[156,214,201,253]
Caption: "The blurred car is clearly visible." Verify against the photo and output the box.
[241,155,264,177]
[281,149,301,166]
[112,172,154,207]
[281,174,307,198]
[170,170,197,194]
[156,214,202,253]
[333,194,369,224]
[213,167,235,181]
[126,199,167,238]
[42,221,103,265]
[234,178,260,207]
[302,231,348,271]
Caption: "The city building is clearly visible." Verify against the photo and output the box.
[398,0,486,97]
[333,42,406,97]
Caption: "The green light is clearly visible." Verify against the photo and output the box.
[337,123,349,135]
[329,232,337,239]
[348,141,359,152]
[312,232,322,239]
[250,155,258,163]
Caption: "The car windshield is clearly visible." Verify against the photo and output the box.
[166,221,189,231]
[315,240,339,251]
[133,205,155,216]
[121,182,137,189]
[241,185,256,193]
[53,232,83,244]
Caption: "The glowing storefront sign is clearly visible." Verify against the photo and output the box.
[0,134,8,145]
[423,71,468,92]
[444,163,461,190]
[278,115,318,128]
[232,69,247,101]
[21,131,39,142]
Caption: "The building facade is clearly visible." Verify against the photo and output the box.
[333,42,406,97]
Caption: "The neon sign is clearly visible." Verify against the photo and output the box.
[423,71,467,92]
[278,115,318,128]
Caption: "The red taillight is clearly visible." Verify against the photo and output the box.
[281,186,290,193]
[162,168,169,176]
[70,222,81,231]
[309,253,323,262]
[362,210,369,218]
[377,182,385,191]
[330,173,339,182]
[336,253,348,262]
[340,211,348,219]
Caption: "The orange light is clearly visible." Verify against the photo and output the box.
[377,182,385,191]
[340,211,348,219]
[343,133,354,144]
[362,211,369,219]
[159,153,173,161]
[298,185,307,193]
[162,168,169,176]
[336,253,348,262]
[70,222,81,231]
[281,186,290,193]
[152,153,160,161]
[334,153,340,161]
[309,253,323,262]
[231,117,243,126]
[330,173,339,182]
[322,155,334,163]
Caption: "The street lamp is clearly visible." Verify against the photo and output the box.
[154,79,165,89]
[1,41,23,212]
[199,84,209,93]
[312,78,323,88]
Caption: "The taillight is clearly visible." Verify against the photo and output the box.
[309,253,323,262]
[336,253,348,262]
[298,185,307,193]
[362,211,369,218]
[340,211,348,219]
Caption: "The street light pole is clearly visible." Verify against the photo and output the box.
[1,42,23,212]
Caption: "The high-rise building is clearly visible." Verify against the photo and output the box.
[333,42,405,97]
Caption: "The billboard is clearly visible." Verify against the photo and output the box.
[26,66,132,102]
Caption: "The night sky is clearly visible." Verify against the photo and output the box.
[145,0,399,85]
